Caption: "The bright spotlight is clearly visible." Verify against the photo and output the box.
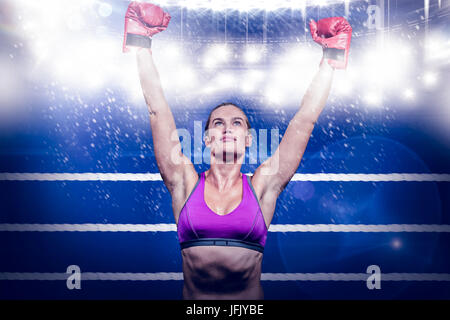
[176,67,197,88]
[241,70,264,93]
[204,44,230,68]
[244,46,263,64]
[31,40,50,62]
[265,88,285,104]
[86,74,104,89]
[247,70,264,81]
[202,85,217,95]
[273,62,312,93]
[54,57,77,79]
[207,0,228,11]
[399,45,412,58]
[423,72,437,87]
[66,13,85,31]
[241,82,256,93]
[216,73,234,89]
[391,238,403,249]
[0,58,23,111]
[426,35,450,62]
[425,34,447,60]
[215,45,230,61]
[98,2,113,17]
[164,43,183,60]
[260,1,281,11]
[152,0,340,11]
[364,92,382,106]
[203,56,215,69]
[403,88,415,100]
[336,80,353,95]
[362,41,412,91]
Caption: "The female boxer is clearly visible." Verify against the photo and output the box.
[123,2,351,299]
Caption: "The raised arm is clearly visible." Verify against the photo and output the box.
[124,2,196,192]
[136,49,195,191]
[253,17,352,198]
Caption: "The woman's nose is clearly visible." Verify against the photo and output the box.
[223,123,232,133]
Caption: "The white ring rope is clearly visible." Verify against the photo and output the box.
[262,273,450,281]
[0,272,449,281]
[0,173,163,181]
[1,174,448,287]
[1,173,448,232]
[1,223,450,232]
[0,173,449,182]
[267,224,450,232]
[0,224,177,232]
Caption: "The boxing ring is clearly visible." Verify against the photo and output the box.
[1,0,450,299]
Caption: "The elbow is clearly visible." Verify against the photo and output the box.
[294,109,318,126]
[290,117,316,134]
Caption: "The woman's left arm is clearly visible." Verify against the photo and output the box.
[254,61,334,195]
[253,17,351,200]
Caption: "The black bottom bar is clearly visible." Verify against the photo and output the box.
[1,300,448,319]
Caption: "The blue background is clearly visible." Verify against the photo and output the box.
[0,0,449,299]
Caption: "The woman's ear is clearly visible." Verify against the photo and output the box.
[204,134,211,147]
[204,128,214,147]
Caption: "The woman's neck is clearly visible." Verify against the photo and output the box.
[205,164,242,191]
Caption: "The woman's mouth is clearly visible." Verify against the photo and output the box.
[221,136,236,142]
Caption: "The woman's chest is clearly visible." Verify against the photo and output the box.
[204,185,243,216]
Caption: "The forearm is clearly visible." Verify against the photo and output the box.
[267,62,334,180]
[135,47,187,180]
[135,48,170,115]
[293,62,334,128]
[261,16,349,189]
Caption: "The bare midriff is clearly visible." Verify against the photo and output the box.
[181,245,264,300]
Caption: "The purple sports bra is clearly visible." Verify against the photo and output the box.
[177,172,268,253]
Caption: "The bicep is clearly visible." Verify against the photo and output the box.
[263,117,314,191]
[250,168,282,228]
[252,160,285,201]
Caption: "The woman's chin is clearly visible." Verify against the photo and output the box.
[214,152,244,164]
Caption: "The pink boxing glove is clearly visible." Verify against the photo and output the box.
[123,1,171,53]
[310,17,352,69]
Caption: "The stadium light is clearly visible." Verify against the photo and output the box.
[423,72,438,87]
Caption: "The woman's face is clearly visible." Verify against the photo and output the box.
[204,105,252,163]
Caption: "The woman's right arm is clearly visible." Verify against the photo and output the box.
[136,48,197,193]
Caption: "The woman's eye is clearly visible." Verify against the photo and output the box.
[234,121,241,125]
[214,121,223,126]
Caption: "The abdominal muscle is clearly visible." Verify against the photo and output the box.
[181,245,264,300]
